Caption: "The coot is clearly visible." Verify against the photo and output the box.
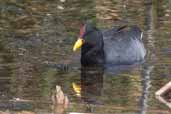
[73,23,146,66]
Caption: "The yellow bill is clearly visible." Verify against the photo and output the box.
[73,38,84,51]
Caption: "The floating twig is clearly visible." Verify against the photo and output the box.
[155,81,171,109]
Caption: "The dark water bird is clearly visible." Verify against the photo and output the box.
[73,23,146,66]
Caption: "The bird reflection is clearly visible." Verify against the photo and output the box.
[72,65,104,112]
[80,66,104,104]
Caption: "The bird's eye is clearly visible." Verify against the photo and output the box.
[83,30,94,37]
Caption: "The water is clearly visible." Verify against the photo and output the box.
[0,0,171,114]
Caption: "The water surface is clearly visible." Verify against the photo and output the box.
[0,0,171,114]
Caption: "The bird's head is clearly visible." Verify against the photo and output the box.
[73,23,102,51]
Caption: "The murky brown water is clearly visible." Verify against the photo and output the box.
[0,0,171,114]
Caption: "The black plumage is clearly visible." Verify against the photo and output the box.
[74,23,146,66]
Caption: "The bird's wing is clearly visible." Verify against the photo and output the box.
[108,25,143,41]
[111,25,128,33]
[102,25,127,40]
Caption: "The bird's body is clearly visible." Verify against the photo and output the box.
[103,26,146,65]
[73,23,146,66]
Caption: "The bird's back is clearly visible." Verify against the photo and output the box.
[103,26,146,65]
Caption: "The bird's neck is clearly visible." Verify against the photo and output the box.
[81,42,104,66]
